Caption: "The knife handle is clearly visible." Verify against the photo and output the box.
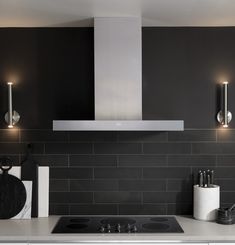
[199,172,203,187]
[203,171,207,187]
[207,174,211,187]
[210,170,214,186]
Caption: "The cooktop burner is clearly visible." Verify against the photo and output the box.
[52,216,184,233]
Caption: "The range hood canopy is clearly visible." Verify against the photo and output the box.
[53,17,184,131]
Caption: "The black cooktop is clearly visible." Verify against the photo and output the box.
[52,216,184,233]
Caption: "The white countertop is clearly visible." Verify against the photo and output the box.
[0,216,235,242]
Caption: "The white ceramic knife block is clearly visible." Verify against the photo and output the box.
[193,184,220,221]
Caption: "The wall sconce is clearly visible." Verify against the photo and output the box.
[217,81,232,128]
[4,82,20,128]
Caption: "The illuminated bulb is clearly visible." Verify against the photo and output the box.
[7,82,13,85]
[8,125,13,128]
[223,124,229,128]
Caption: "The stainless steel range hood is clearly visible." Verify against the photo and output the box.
[53,17,184,131]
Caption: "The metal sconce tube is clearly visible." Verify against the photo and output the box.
[224,82,228,127]
[4,82,20,128]
[217,81,232,127]
[8,82,13,128]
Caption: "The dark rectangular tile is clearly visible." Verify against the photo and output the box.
[167,203,193,215]
[167,179,193,191]
[49,204,69,215]
[217,155,235,166]
[70,180,118,191]
[143,192,192,203]
[221,192,235,203]
[215,167,235,178]
[143,167,191,179]
[70,155,117,167]
[168,130,216,142]
[45,143,92,154]
[215,179,235,191]
[192,143,235,154]
[119,204,167,215]
[49,180,69,192]
[168,155,216,166]
[143,143,191,154]
[20,154,68,167]
[21,130,68,142]
[0,129,19,142]
[50,192,93,203]
[94,143,142,154]
[69,132,117,142]
[94,192,141,203]
[94,168,142,179]
[119,155,167,167]
[118,132,167,142]
[0,143,43,154]
[119,180,166,191]
[0,155,20,165]
[217,129,235,142]
[50,168,92,179]
[70,204,117,215]
[220,203,235,209]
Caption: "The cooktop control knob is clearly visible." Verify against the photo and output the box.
[100,226,105,233]
[126,224,131,233]
[107,224,111,233]
[116,223,121,233]
[133,225,138,233]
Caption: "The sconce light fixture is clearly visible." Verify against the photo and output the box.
[4,82,20,128]
[217,81,232,128]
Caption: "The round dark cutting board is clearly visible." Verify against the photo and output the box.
[0,158,26,219]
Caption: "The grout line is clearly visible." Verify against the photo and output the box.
[117,155,119,167]
[68,179,71,192]
[67,132,70,142]
[67,155,70,167]
[92,168,95,180]
[166,179,168,191]
[19,129,21,143]
[92,192,95,204]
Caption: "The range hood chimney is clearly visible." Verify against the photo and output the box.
[53,17,184,131]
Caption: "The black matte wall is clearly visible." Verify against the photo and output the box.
[0,28,94,129]
[0,27,235,215]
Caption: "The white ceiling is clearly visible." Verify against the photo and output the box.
[1,0,235,27]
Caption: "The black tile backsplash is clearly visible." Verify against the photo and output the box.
[50,168,93,179]
[45,143,92,154]
[119,155,167,166]
[94,167,142,179]
[143,143,191,154]
[119,204,167,215]
[94,192,142,203]
[94,143,142,154]
[1,129,235,215]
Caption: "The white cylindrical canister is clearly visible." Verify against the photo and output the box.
[193,185,220,221]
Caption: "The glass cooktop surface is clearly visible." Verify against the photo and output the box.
[52,216,184,233]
